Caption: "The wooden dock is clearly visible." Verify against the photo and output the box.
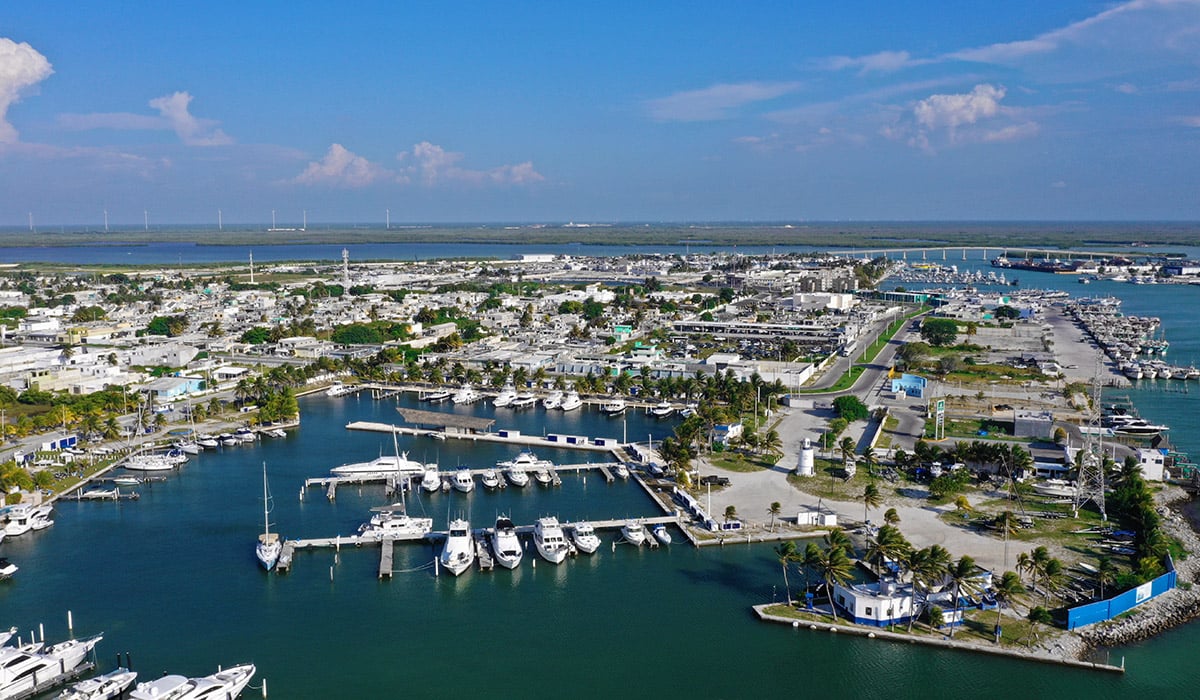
[597,465,615,483]
[379,539,394,579]
[346,420,618,453]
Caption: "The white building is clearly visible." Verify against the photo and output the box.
[831,579,916,627]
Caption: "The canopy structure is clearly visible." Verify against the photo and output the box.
[395,407,495,434]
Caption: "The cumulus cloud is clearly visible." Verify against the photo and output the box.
[646,81,802,122]
[396,141,544,186]
[293,143,391,187]
[914,84,1006,130]
[0,37,54,143]
[148,91,232,146]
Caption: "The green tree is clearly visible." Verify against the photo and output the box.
[1026,606,1053,644]
[884,508,900,525]
[775,541,797,606]
[928,605,945,635]
[832,395,869,422]
[945,555,980,638]
[723,504,738,523]
[815,545,854,620]
[920,318,959,347]
[992,570,1026,644]
[863,482,882,523]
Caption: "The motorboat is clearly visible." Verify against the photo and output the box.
[490,516,523,569]
[0,558,16,580]
[452,383,481,405]
[613,463,630,479]
[510,392,538,409]
[173,440,201,455]
[569,522,601,554]
[1110,418,1168,437]
[439,518,475,576]
[1032,479,1078,498]
[533,516,570,564]
[358,504,434,540]
[679,403,698,418]
[542,390,564,410]
[601,398,627,415]
[112,476,141,487]
[492,383,518,408]
[161,449,189,465]
[649,402,674,418]
[264,428,287,438]
[505,466,529,487]
[331,452,430,479]
[122,454,175,471]
[621,520,647,546]
[533,467,553,487]
[0,635,103,700]
[497,451,554,471]
[326,382,355,397]
[453,469,475,493]
[420,467,442,493]
[256,463,281,571]
[558,390,583,412]
[30,505,53,531]
[219,434,240,447]
[234,427,257,442]
[424,388,453,403]
[653,524,672,545]
[129,663,255,700]
[196,435,220,450]
[57,667,138,700]
[3,505,36,537]
[480,469,501,489]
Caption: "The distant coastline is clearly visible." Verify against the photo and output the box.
[1,221,1199,250]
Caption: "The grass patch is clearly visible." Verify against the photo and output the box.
[710,452,774,473]
[787,461,889,502]
[798,365,866,394]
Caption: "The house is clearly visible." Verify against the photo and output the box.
[795,505,837,527]
[890,373,927,399]
[1014,410,1055,439]
[142,376,205,400]
[713,422,744,446]
[1137,448,1167,481]
[831,578,916,627]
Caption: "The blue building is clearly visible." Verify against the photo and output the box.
[890,373,927,399]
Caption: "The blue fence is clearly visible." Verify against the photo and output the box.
[1066,555,1177,630]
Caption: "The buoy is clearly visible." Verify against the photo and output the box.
[829,627,837,633]
[868,632,876,638]
[262,678,268,697]
[329,565,334,582]
[810,625,818,630]
[792,621,799,628]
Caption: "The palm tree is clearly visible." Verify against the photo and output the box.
[928,605,945,635]
[761,429,783,457]
[723,505,738,523]
[860,446,877,476]
[991,570,1026,644]
[995,510,1018,568]
[823,527,853,556]
[839,436,856,471]
[883,508,900,525]
[864,524,910,575]
[1025,606,1053,645]
[1096,557,1116,599]
[907,544,952,633]
[1015,551,1033,584]
[775,541,797,605]
[863,483,882,524]
[800,543,822,600]
[816,545,854,621]
[767,502,781,532]
[945,555,980,638]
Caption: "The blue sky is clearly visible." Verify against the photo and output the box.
[1,1,1198,225]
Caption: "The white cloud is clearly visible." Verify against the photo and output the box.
[914,84,1006,130]
[822,50,927,74]
[646,81,802,122]
[396,141,544,186]
[57,112,167,131]
[981,122,1041,142]
[0,37,54,144]
[148,91,232,146]
[1114,82,1139,94]
[293,143,390,187]
[1051,180,1068,188]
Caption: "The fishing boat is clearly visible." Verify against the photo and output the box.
[452,383,480,405]
[492,383,518,408]
[505,466,529,487]
[601,398,627,416]
[234,427,257,442]
[652,524,672,545]
[490,516,523,569]
[569,522,601,554]
[255,463,281,571]
[423,388,452,403]
[649,402,674,418]
[56,667,137,700]
[129,664,255,700]
[196,435,220,450]
[219,434,240,447]
[497,451,554,471]
[542,390,564,410]
[111,476,141,487]
[1032,479,1078,498]
[420,466,442,493]
[173,440,201,455]
[558,390,583,411]
[480,469,501,490]
[612,463,630,479]
[3,505,36,537]
[621,520,647,546]
[358,504,433,540]
[439,518,475,576]
[452,469,475,493]
[533,467,553,487]
[326,382,354,397]
[510,392,538,409]
[533,517,570,564]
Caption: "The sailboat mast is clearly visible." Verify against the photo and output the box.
[262,462,270,537]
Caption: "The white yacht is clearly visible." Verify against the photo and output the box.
[331,452,430,479]
[122,454,175,472]
[510,392,538,409]
[569,522,601,554]
[30,505,53,531]
[558,390,583,412]
[612,463,630,480]
[621,520,647,546]
[423,388,453,403]
[196,435,220,450]
[601,398,627,415]
[533,517,570,564]
[57,667,138,700]
[256,463,281,571]
[420,466,442,493]
[129,663,255,700]
[452,469,475,493]
[326,382,354,397]
[492,383,518,408]
[653,524,672,545]
[358,504,434,540]
[452,383,480,405]
[533,467,553,487]
[234,427,257,443]
[497,451,554,471]
[3,504,36,537]
[219,434,240,447]
[439,518,475,576]
[480,469,501,489]
[490,516,523,569]
[173,440,201,455]
[649,402,674,418]
[0,635,103,700]
[505,466,529,488]
[542,390,564,410]
[1032,480,1079,498]
[0,558,17,580]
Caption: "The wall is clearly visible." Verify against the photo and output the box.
[1066,556,1177,630]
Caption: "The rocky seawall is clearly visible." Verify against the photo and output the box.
[1080,486,1200,649]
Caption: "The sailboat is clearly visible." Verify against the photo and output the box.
[255,463,281,571]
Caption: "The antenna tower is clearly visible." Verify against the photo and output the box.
[341,248,350,288]
[1073,375,1107,520]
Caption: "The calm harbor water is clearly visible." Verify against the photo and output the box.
[2,246,1199,697]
